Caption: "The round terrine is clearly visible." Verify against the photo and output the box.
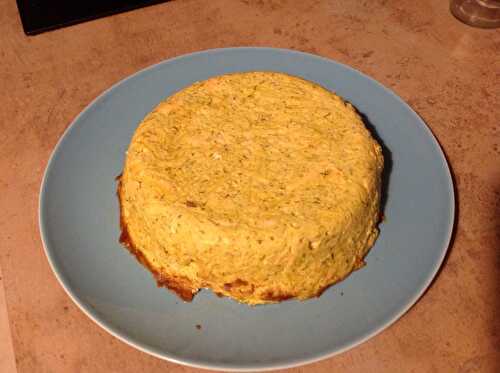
[118,72,383,305]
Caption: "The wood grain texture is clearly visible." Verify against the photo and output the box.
[0,266,17,373]
[0,0,498,372]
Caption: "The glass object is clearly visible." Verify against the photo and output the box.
[450,0,500,28]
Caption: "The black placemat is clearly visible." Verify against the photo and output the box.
[16,0,169,35]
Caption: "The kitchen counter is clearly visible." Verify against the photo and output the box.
[0,0,498,372]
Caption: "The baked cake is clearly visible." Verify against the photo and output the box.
[118,72,383,305]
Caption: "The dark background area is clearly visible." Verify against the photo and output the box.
[17,0,168,34]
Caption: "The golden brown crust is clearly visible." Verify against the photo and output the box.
[117,176,197,302]
[223,278,249,290]
[261,291,294,302]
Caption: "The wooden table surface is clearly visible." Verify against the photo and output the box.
[0,0,499,372]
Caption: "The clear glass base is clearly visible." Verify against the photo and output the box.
[450,0,500,28]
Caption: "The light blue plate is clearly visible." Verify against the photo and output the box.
[39,48,454,371]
